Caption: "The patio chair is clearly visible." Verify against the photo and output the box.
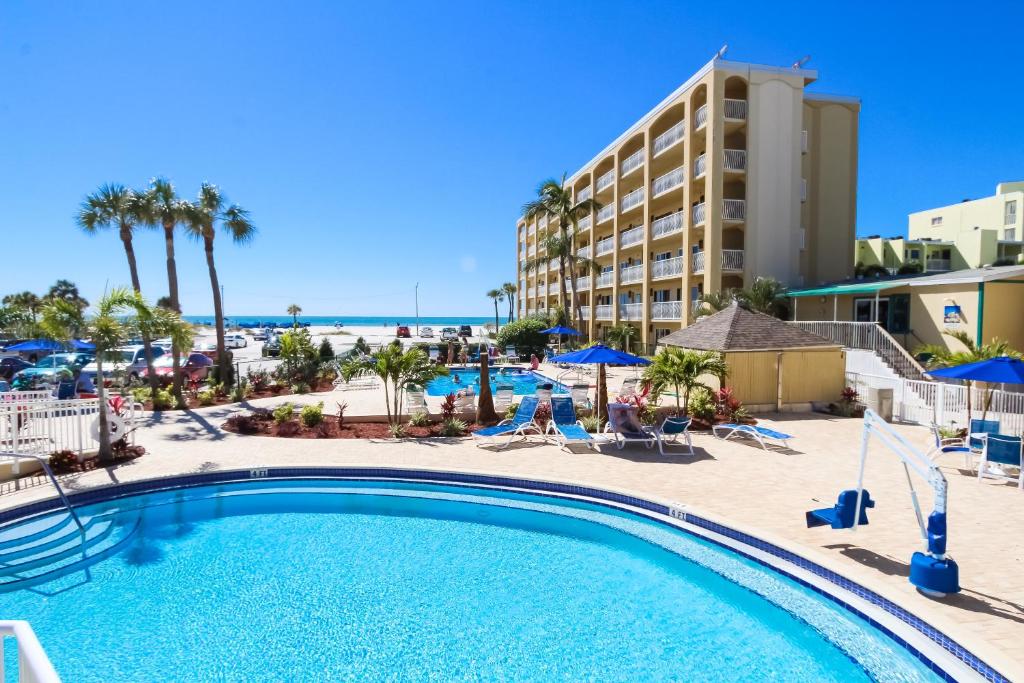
[404,386,427,415]
[570,384,591,410]
[618,376,638,398]
[712,422,793,450]
[473,396,542,449]
[535,383,553,404]
[968,419,1000,453]
[603,402,658,450]
[928,423,972,468]
[505,346,518,363]
[454,390,476,416]
[428,346,440,362]
[648,415,693,455]
[977,434,1023,489]
[493,385,514,413]
[545,395,596,450]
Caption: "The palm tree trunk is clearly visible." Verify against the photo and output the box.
[508,293,515,323]
[493,301,499,335]
[204,233,232,387]
[163,223,184,407]
[568,262,582,334]
[596,363,608,423]
[96,356,111,462]
[121,230,160,399]
[557,258,570,327]
[478,352,497,423]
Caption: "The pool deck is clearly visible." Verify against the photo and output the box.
[1,391,1022,679]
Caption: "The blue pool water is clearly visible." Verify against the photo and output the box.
[426,367,569,396]
[0,480,939,682]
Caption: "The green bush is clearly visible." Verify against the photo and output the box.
[687,387,715,421]
[388,423,407,438]
[152,388,175,410]
[300,402,324,427]
[130,387,150,404]
[579,415,602,433]
[495,318,549,360]
[504,402,519,421]
[229,379,252,403]
[274,329,323,387]
[439,417,467,437]
[196,389,216,407]
[409,411,430,427]
[273,402,294,424]
[318,338,334,360]
[246,368,271,392]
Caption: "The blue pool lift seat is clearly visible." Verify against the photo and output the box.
[806,489,875,529]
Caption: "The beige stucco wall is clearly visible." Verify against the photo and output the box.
[698,348,845,407]
[982,281,1024,350]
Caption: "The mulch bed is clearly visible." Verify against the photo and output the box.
[221,412,477,439]
[133,381,335,412]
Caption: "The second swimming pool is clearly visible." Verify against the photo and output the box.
[425,367,569,396]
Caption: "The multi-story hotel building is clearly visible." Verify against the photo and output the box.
[515,56,860,348]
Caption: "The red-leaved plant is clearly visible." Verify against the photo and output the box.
[441,393,457,421]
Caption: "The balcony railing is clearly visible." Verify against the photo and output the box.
[653,120,685,156]
[651,210,685,239]
[549,258,559,271]
[580,305,590,320]
[619,264,643,285]
[652,166,685,197]
[620,187,644,213]
[695,153,708,179]
[722,199,746,222]
[691,251,705,274]
[576,186,592,204]
[651,300,683,320]
[528,224,536,235]
[620,303,643,321]
[527,287,537,298]
[578,215,592,231]
[596,169,615,192]
[596,236,615,256]
[539,216,548,229]
[724,98,748,120]
[595,304,613,320]
[527,245,536,256]
[722,249,744,271]
[548,282,559,295]
[651,256,683,280]
[692,202,706,226]
[723,149,747,172]
[597,203,615,224]
[620,225,644,249]
[575,275,591,290]
[925,258,952,272]
[596,271,614,288]
[577,245,591,259]
[621,149,645,177]
[695,103,708,129]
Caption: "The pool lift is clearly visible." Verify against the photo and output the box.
[805,409,960,597]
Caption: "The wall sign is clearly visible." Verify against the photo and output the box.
[943,304,962,327]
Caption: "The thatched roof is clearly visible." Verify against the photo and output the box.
[658,304,838,352]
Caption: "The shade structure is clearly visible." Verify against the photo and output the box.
[2,339,64,353]
[540,326,581,336]
[71,339,95,351]
[928,356,1024,384]
[549,344,650,366]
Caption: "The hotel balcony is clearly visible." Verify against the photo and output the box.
[723,199,746,222]
[724,98,748,120]
[691,249,744,274]
[539,216,548,229]
[925,258,952,272]
[577,244,591,259]
[595,304,613,320]
[652,166,685,198]
[692,202,706,226]
[694,153,707,179]
[576,186,592,204]
[596,169,615,193]
[620,187,645,213]
[548,282,559,295]
[597,203,615,224]
[527,244,536,256]
[723,149,747,173]
[620,303,643,321]
[578,214,592,231]
[527,287,537,298]
[596,271,614,288]
[596,236,615,256]
[548,258,559,271]
[620,225,644,249]
[621,149,645,177]
[651,256,683,280]
[651,210,685,239]
[575,275,591,290]
[619,264,643,285]
[695,104,708,130]
[651,300,683,320]
[653,120,685,156]
[580,305,590,320]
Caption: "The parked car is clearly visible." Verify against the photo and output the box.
[440,327,459,342]
[253,330,269,342]
[262,336,282,357]
[225,334,247,349]
[396,325,411,338]
[152,338,174,352]
[80,345,164,384]
[12,366,74,390]
[14,353,93,385]
[139,352,214,385]
[420,327,434,338]
[458,325,473,338]
[0,357,32,381]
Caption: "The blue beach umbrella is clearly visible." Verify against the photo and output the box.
[549,344,650,420]
[540,326,581,336]
[3,339,63,353]
[928,356,1024,426]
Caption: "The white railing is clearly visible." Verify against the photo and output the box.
[652,166,685,197]
[596,236,615,256]
[0,390,54,404]
[651,256,683,279]
[651,300,683,320]
[724,98,747,120]
[527,287,537,298]
[540,216,548,229]
[548,282,559,295]
[926,258,951,272]
[578,215,592,231]
[595,304,613,320]
[692,202,706,225]
[619,264,643,284]
[577,245,591,259]
[694,153,707,178]
[653,120,685,155]
[596,271,614,288]
[528,224,536,235]
[790,321,927,381]
[580,305,591,320]
[620,225,644,249]
[651,210,685,239]
[723,149,747,172]
[722,249,744,271]
[576,187,592,204]
[620,303,643,321]
[620,187,644,213]
[527,245,536,256]
[695,104,708,129]
[691,251,706,273]
[722,199,746,221]
[596,169,615,192]
[0,620,61,683]
[575,275,591,290]
[597,203,615,224]
[620,149,645,177]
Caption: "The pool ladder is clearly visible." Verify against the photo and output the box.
[1,452,87,545]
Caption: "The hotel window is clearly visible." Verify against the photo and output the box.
[1005,229,1017,242]
[1006,200,1018,226]
[654,328,672,341]
[931,216,943,226]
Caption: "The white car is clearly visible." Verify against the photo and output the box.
[81,345,164,383]
[225,334,247,349]
[420,327,434,338]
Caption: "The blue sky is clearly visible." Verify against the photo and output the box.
[1,1,1020,317]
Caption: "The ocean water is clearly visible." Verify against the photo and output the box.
[183,315,493,327]
[0,480,939,682]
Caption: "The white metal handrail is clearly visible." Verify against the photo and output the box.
[791,321,927,381]
[695,103,708,129]
[575,275,591,290]
[724,98,747,120]
[651,300,683,319]
[925,258,951,272]
[722,249,744,271]
[722,199,746,221]
[620,149,645,177]
[596,237,615,256]
[0,620,61,683]
[694,153,707,178]
[723,148,747,171]
[580,305,591,319]
[597,203,615,224]
[620,187,644,213]
[691,251,706,273]
[578,215,592,231]
[576,187,592,204]
[651,211,684,239]
[692,202,706,225]
[577,245,591,259]
[651,256,683,279]
[652,166,685,197]
[653,120,685,155]
[620,225,644,248]
[595,304,613,319]
[620,303,643,320]
[596,169,615,192]
[596,271,614,288]
[619,264,643,284]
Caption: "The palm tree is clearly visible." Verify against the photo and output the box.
[501,282,517,323]
[45,280,88,313]
[643,347,729,415]
[287,304,302,326]
[521,231,600,327]
[140,178,190,406]
[477,346,497,424]
[184,183,256,387]
[738,277,789,318]
[522,175,601,329]
[605,323,639,353]
[486,289,504,334]
[2,291,41,322]
[917,331,1022,423]
[77,183,161,398]
[697,289,736,316]
[341,342,447,425]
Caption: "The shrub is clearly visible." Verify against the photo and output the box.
[336,401,348,427]
[197,389,216,407]
[130,387,150,404]
[275,420,300,437]
[247,368,271,392]
[440,393,457,421]
[409,411,430,427]
[388,423,408,438]
[534,402,551,429]
[229,380,252,403]
[314,420,333,438]
[290,382,311,394]
[440,417,468,437]
[273,402,294,424]
[687,387,715,422]
[224,413,262,434]
[318,337,335,360]
[250,408,274,421]
[494,318,550,360]
[714,387,749,422]
[504,402,520,421]
[352,336,371,356]
[152,388,175,410]
[300,402,324,427]
[48,450,79,470]
[274,329,323,387]
[579,415,602,433]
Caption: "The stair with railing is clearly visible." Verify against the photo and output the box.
[790,321,927,382]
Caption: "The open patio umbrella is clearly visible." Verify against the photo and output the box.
[2,339,63,353]
[548,344,650,421]
[540,325,581,354]
[928,356,1024,427]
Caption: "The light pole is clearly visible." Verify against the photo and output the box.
[414,283,419,336]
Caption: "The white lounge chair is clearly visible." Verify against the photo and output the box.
[454,391,476,416]
[603,402,658,450]
[404,387,427,415]
[493,385,514,413]
[570,384,591,410]
[618,377,638,399]
[505,346,518,363]
[977,434,1023,489]
[713,421,793,450]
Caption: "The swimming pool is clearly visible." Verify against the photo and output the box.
[0,474,957,682]
[426,367,569,396]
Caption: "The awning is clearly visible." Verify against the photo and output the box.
[788,281,906,298]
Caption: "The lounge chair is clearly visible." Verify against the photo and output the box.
[505,346,518,363]
[603,402,658,450]
[545,396,596,450]
[977,434,1023,489]
[454,390,476,415]
[969,418,1000,453]
[493,385,514,413]
[928,423,972,468]
[648,415,693,455]
[535,384,553,404]
[473,396,542,449]
[404,386,427,415]
[428,346,440,362]
[570,384,591,410]
[617,377,638,399]
[713,421,793,450]
[334,374,376,391]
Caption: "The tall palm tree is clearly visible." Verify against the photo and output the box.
[486,289,504,334]
[738,277,789,318]
[45,280,89,313]
[184,183,256,387]
[605,323,639,353]
[76,183,161,397]
[697,289,737,316]
[521,231,601,327]
[287,304,302,326]
[140,178,190,406]
[522,175,601,330]
[642,347,729,415]
[501,282,517,323]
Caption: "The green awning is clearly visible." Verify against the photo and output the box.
[788,281,906,298]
